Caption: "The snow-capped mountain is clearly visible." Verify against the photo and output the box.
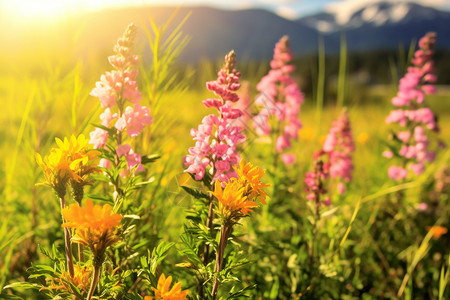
[298,1,449,33]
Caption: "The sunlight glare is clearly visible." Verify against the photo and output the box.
[3,0,83,20]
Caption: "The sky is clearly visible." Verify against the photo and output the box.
[2,0,450,21]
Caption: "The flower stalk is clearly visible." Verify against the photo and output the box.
[211,224,232,300]
[87,263,101,300]
[60,196,75,278]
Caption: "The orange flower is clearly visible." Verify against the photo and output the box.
[145,273,190,300]
[234,159,270,204]
[211,180,258,223]
[40,264,91,293]
[426,226,448,239]
[62,199,122,253]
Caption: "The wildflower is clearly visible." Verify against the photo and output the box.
[62,199,122,261]
[145,273,190,300]
[115,104,152,137]
[281,153,296,165]
[357,132,369,144]
[184,50,245,183]
[36,147,71,198]
[388,165,408,181]
[253,36,304,164]
[304,160,330,206]
[211,180,257,224]
[426,226,448,239]
[90,24,141,109]
[316,109,355,194]
[40,264,91,294]
[417,202,428,211]
[58,135,101,181]
[210,160,269,298]
[89,23,151,174]
[36,135,101,198]
[116,143,145,176]
[385,32,442,180]
[234,80,252,125]
[299,127,315,141]
[234,159,270,205]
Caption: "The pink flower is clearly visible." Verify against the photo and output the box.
[317,109,354,194]
[383,150,393,159]
[89,23,153,174]
[253,36,304,164]
[89,128,109,149]
[184,51,245,182]
[115,104,152,137]
[100,108,118,126]
[276,135,291,152]
[304,160,330,206]
[417,202,428,211]
[385,32,442,180]
[409,163,424,175]
[116,143,144,176]
[99,158,110,169]
[388,166,408,181]
[397,131,411,143]
[281,153,296,165]
[337,182,346,195]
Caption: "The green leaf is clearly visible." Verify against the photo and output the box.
[0,293,24,299]
[181,186,210,200]
[3,282,41,290]
[141,154,161,164]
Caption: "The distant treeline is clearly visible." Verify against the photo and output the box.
[178,50,450,90]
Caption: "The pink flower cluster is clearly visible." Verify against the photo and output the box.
[316,109,355,194]
[384,32,440,181]
[184,50,246,182]
[253,36,304,164]
[89,23,152,175]
[304,160,331,206]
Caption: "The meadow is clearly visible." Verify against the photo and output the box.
[0,13,449,300]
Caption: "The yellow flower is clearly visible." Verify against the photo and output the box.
[57,134,101,183]
[211,180,258,223]
[62,199,122,254]
[40,264,91,293]
[145,273,190,300]
[299,127,316,141]
[357,132,369,144]
[234,159,270,204]
[36,134,101,197]
[36,147,71,197]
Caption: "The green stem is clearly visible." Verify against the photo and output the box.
[212,224,232,300]
[87,265,101,300]
[60,197,74,278]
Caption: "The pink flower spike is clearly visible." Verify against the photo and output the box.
[385,32,441,179]
[253,36,304,157]
[183,50,245,182]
